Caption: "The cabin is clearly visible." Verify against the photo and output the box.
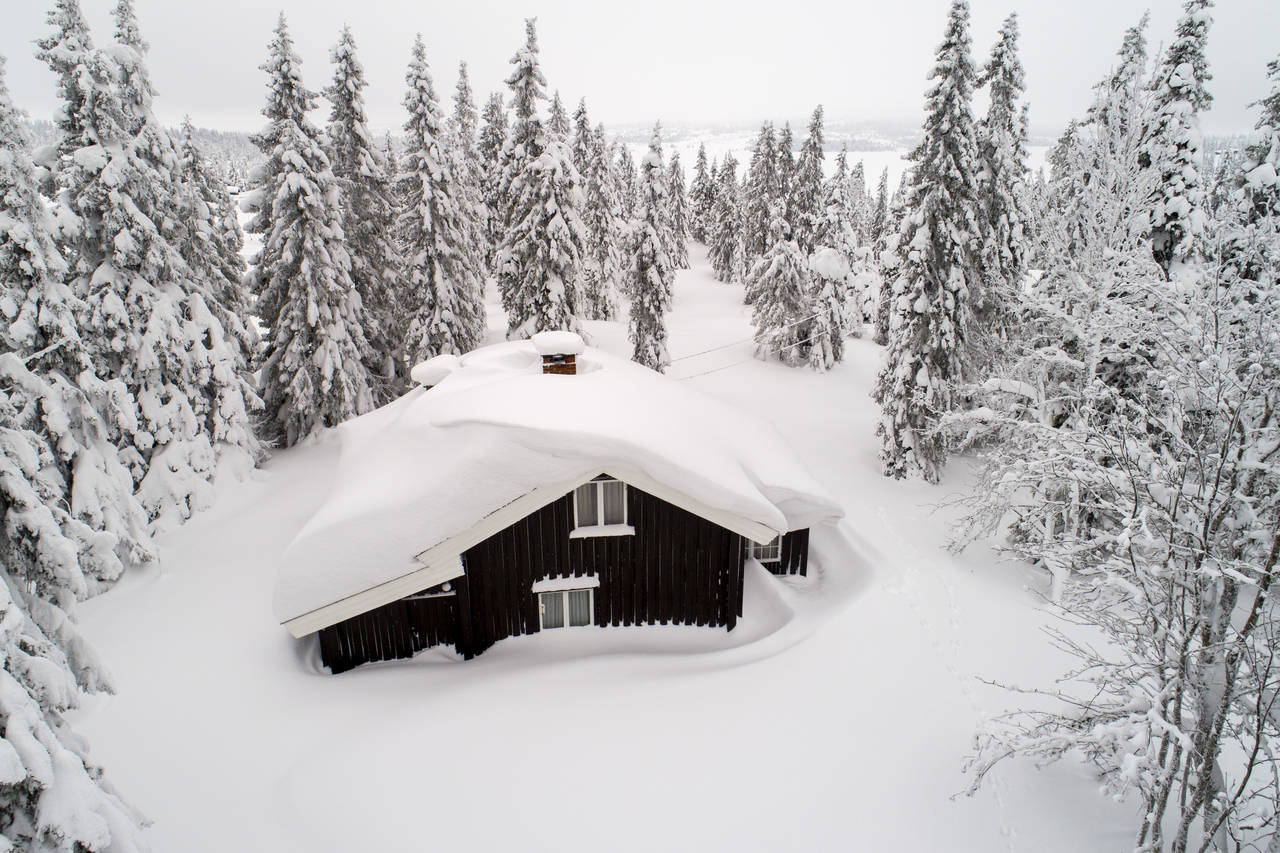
[273,332,841,673]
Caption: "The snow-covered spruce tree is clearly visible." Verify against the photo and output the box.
[975,12,1031,341]
[749,215,814,367]
[579,124,624,320]
[616,143,638,222]
[813,146,859,334]
[0,53,151,585]
[666,150,690,269]
[869,167,889,246]
[958,152,1280,851]
[1239,52,1280,224]
[1145,0,1214,276]
[447,61,488,294]
[547,89,570,141]
[743,121,777,261]
[250,14,373,446]
[1086,11,1150,137]
[775,123,796,227]
[626,128,674,372]
[847,158,869,243]
[477,91,508,271]
[495,19,587,338]
[47,0,259,526]
[873,0,986,482]
[708,153,740,282]
[792,106,826,255]
[0,57,151,849]
[325,25,405,401]
[396,35,487,361]
[688,142,714,242]
[569,97,592,174]
[872,169,912,346]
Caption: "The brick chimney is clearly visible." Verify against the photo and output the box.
[532,331,585,376]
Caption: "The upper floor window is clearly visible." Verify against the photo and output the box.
[751,536,781,564]
[572,476,629,533]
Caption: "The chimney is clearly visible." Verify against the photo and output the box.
[532,331,585,376]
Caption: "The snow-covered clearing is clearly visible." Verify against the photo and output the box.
[70,246,1134,851]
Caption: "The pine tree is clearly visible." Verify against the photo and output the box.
[873,0,986,482]
[1145,0,1214,275]
[666,150,690,269]
[326,25,405,401]
[477,91,508,270]
[496,19,588,338]
[579,124,624,320]
[250,14,373,446]
[627,127,673,372]
[708,154,740,282]
[792,105,826,255]
[749,215,813,366]
[976,13,1031,339]
[547,89,570,140]
[688,142,714,242]
[396,35,487,360]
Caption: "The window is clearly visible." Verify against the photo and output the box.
[572,476,629,534]
[538,588,594,629]
[751,535,781,564]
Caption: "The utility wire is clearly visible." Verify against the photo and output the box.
[665,313,814,363]
[675,330,825,381]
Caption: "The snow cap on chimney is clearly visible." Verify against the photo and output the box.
[532,331,585,375]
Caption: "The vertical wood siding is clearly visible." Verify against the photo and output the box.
[316,484,811,672]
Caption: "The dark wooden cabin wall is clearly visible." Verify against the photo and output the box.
[452,485,746,658]
[772,529,810,576]
[316,486,808,671]
[317,592,457,674]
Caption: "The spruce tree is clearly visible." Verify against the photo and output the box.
[744,122,777,263]
[708,154,740,282]
[814,146,859,333]
[1145,0,1214,275]
[1240,52,1280,222]
[627,127,673,372]
[570,97,593,174]
[448,62,486,284]
[749,215,814,366]
[873,0,986,482]
[48,0,259,525]
[396,35,487,360]
[775,123,796,226]
[688,142,714,242]
[326,25,405,400]
[477,91,508,270]
[616,144,638,221]
[579,124,624,320]
[496,19,588,338]
[976,13,1031,339]
[250,14,373,446]
[547,89,570,140]
[666,150,691,269]
[792,105,826,255]
[869,167,890,246]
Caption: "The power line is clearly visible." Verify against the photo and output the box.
[674,331,824,381]
[667,312,820,363]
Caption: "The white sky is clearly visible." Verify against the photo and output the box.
[1,0,1275,137]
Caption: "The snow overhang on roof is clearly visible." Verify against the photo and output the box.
[273,341,842,637]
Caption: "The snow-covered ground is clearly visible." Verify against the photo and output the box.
[69,246,1134,851]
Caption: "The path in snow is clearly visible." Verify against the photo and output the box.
[70,246,1136,852]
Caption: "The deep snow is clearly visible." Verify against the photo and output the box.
[69,245,1137,851]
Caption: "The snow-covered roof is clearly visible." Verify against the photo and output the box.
[273,340,842,633]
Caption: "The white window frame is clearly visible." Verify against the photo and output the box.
[537,587,595,630]
[571,477,633,538]
[751,535,782,564]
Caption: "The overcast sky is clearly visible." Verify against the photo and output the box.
[2,0,1275,138]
